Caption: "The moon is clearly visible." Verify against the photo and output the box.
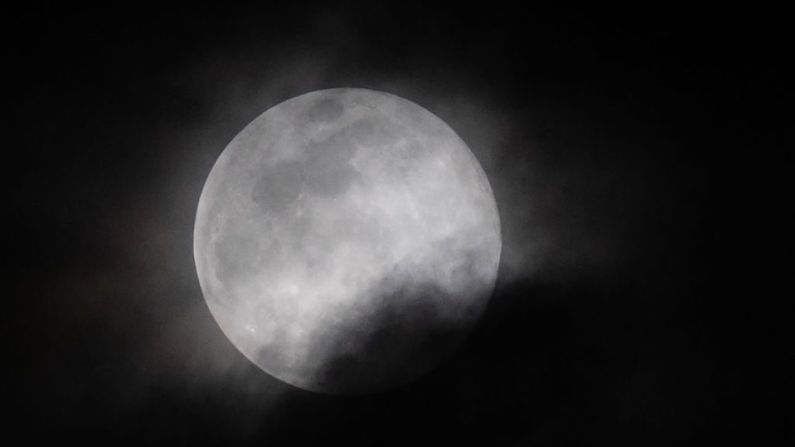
[194,88,501,394]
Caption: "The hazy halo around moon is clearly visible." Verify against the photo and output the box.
[194,88,501,394]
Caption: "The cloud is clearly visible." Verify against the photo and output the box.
[19,7,686,437]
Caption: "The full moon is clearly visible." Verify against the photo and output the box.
[194,88,501,394]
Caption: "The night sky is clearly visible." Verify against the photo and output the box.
[6,3,791,445]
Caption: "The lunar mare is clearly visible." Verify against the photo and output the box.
[194,88,501,394]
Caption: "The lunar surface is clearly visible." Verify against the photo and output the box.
[194,88,501,394]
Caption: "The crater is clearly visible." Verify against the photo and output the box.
[301,98,345,124]
[251,162,304,212]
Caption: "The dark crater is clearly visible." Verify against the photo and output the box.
[299,98,345,124]
[251,118,373,213]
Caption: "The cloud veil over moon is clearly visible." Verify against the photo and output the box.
[194,88,501,394]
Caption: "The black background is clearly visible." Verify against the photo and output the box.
[6,3,791,445]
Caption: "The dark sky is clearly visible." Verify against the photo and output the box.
[6,3,791,445]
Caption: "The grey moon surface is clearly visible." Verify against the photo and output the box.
[194,88,501,394]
